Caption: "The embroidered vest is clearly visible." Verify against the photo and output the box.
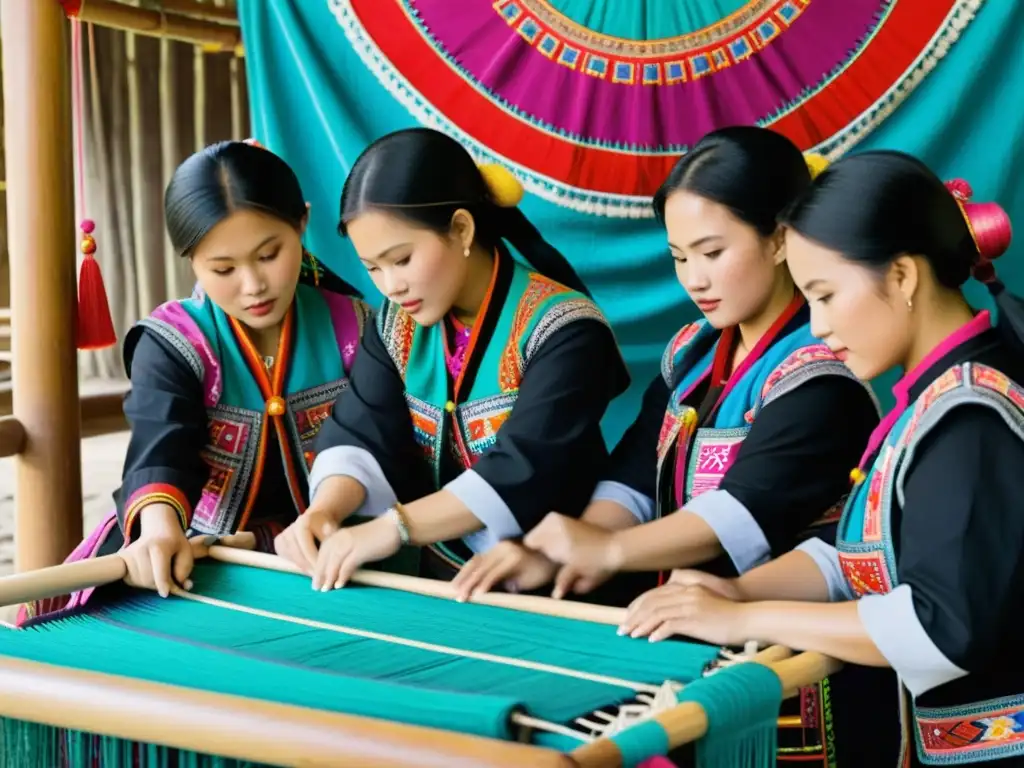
[140,285,372,536]
[836,362,1024,765]
[655,319,867,523]
[377,264,609,562]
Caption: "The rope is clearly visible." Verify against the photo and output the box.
[170,587,662,694]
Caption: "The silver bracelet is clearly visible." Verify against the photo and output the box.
[388,504,411,545]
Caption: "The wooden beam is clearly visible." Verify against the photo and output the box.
[1,0,84,571]
[80,391,128,439]
[73,0,242,52]
[0,416,26,459]
[149,0,239,26]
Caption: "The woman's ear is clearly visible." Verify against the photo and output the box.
[770,225,787,266]
[449,208,477,254]
[888,254,921,308]
[299,203,311,237]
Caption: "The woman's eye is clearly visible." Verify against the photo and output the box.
[258,250,280,262]
[704,249,723,259]
[213,268,234,276]
[817,294,833,305]
[395,255,411,267]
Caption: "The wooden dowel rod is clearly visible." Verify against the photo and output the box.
[0,415,26,458]
[0,553,127,608]
[148,0,239,25]
[570,650,841,768]
[0,308,11,320]
[74,0,241,51]
[0,656,573,768]
[208,546,629,625]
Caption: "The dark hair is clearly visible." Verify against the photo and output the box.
[164,140,359,296]
[338,128,590,296]
[779,150,1022,351]
[652,126,812,236]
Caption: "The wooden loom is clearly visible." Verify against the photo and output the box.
[0,546,841,768]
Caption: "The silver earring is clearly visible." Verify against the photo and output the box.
[907,297,914,312]
[463,247,471,258]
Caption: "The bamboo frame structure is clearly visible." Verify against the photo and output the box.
[0,547,842,768]
[1,0,85,571]
[73,0,242,52]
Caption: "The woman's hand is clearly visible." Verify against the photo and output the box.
[274,505,346,575]
[619,583,750,644]
[451,541,558,602]
[666,568,745,601]
[122,504,193,598]
[522,512,620,571]
[312,515,402,591]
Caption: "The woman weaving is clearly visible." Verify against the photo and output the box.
[454,128,879,608]
[273,127,630,589]
[20,140,373,622]
[624,151,1024,766]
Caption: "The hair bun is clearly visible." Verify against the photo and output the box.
[945,177,1012,282]
[803,153,830,180]
[478,162,524,208]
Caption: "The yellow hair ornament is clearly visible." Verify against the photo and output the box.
[804,152,830,180]
[478,162,524,208]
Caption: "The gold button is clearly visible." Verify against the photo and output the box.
[267,396,287,416]
[445,401,456,413]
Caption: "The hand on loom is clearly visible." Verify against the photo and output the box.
[618,582,749,645]
[274,505,345,575]
[522,513,621,599]
[122,504,194,598]
[310,515,402,592]
[451,541,558,602]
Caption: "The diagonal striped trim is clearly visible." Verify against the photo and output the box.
[122,483,191,544]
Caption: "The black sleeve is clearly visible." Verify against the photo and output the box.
[603,372,671,500]
[112,327,210,540]
[468,319,629,531]
[896,404,1024,670]
[313,320,434,501]
[718,375,879,555]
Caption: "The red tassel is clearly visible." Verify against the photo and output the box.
[76,219,116,350]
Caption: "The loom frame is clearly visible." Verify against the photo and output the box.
[0,546,842,768]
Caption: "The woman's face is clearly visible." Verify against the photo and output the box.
[663,190,782,328]
[785,229,910,381]
[191,209,304,330]
[346,209,469,327]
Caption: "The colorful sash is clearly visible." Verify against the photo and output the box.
[837,362,1024,765]
[377,254,609,566]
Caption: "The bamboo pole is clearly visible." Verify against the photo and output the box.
[570,651,844,768]
[1,0,84,571]
[150,0,239,26]
[0,656,573,768]
[72,0,241,52]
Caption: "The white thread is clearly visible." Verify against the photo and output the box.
[171,588,661,693]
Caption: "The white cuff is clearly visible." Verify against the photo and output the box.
[307,446,397,518]
[590,481,656,524]
[858,583,968,698]
[796,538,856,602]
[685,489,771,574]
[444,469,521,554]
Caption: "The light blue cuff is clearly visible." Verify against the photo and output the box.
[444,469,521,554]
[307,446,397,518]
[684,489,771,574]
[858,584,968,698]
[796,538,856,602]
[590,481,656,524]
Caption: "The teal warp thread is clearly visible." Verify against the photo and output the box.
[609,719,670,768]
[675,662,783,768]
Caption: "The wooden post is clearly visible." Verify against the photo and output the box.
[0,0,84,570]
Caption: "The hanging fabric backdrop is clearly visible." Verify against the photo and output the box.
[238,0,1024,442]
